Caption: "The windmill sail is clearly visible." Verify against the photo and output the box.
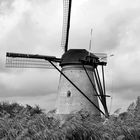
[94,53,107,63]
[61,0,72,52]
[6,52,61,69]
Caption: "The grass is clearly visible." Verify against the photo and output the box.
[0,97,139,140]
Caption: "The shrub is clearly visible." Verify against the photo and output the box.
[0,97,139,139]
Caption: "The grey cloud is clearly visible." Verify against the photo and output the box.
[0,93,57,112]
[0,86,53,97]
[0,69,59,97]
[0,1,62,54]
[0,14,44,53]
[107,83,140,100]
[106,54,140,103]
[94,8,140,52]
[0,79,58,98]
[0,0,15,15]
[113,90,139,104]
[69,7,140,52]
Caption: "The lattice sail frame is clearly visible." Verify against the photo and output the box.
[6,53,60,69]
[61,0,72,52]
[94,53,107,63]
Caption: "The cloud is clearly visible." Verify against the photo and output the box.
[106,14,140,88]
[0,69,59,97]
[0,0,63,55]
[0,0,15,15]
[0,0,31,41]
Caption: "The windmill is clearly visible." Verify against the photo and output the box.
[6,0,109,117]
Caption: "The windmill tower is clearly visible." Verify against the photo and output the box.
[6,0,109,117]
[56,49,99,115]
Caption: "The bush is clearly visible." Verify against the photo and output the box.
[0,97,139,139]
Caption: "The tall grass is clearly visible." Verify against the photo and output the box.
[0,97,139,140]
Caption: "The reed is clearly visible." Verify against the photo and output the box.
[0,97,139,140]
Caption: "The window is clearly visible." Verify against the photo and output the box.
[67,90,71,97]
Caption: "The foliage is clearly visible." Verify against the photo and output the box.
[0,97,139,140]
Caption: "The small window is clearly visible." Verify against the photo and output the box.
[67,90,71,97]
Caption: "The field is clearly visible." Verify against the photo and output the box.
[0,97,139,140]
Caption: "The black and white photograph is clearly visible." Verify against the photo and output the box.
[0,0,140,139]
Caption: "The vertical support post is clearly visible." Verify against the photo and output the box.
[94,68,104,98]
[94,67,109,117]
[82,64,102,102]
[102,65,105,95]
[101,65,109,117]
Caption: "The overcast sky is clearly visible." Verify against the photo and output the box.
[0,0,140,114]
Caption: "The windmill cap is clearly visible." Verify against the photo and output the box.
[60,49,99,66]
